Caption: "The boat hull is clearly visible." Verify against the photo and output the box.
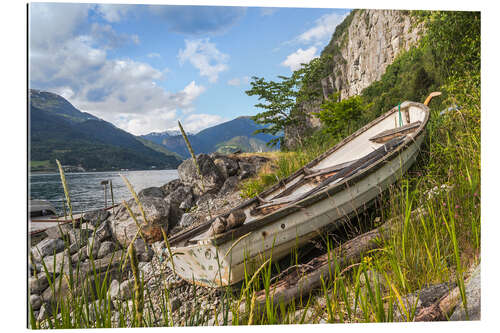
[168,132,425,287]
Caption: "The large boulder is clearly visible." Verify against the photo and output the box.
[31,238,65,262]
[450,266,481,321]
[214,156,239,179]
[160,179,182,196]
[42,250,72,275]
[166,185,194,227]
[178,154,225,196]
[110,197,170,247]
[29,272,50,295]
[238,162,257,180]
[138,187,165,199]
[219,176,240,195]
[44,224,73,240]
[83,209,111,227]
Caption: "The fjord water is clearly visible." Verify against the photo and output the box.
[29,170,179,214]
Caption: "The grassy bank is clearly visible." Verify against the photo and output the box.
[28,10,480,328]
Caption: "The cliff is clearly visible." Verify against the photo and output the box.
[285,9,424,147]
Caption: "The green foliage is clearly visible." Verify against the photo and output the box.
[314,93,373,140]
[246,60,327,147]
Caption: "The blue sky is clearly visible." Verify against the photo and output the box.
[29,3,349,135]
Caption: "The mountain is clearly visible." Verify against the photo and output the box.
[29,89,182,172]
[140,116,278,158]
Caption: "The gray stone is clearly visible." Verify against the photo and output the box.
[214,156,239,178]
[119,279,134,300]
[95,219,112,242]
[178,154,225,196]
[97,241,117,259]
[450,266,481,321]
[238,162,256,180]
[86,238,101,258]
[108,279,120,300]
[38,303,52,321]
[42,250,72,275]
[226,209,246,229]
[110,196,171,247]
[138,186,165,199]
[134,238,154,262]
[166,185,194,226]
[44,224,73,240]
[29,273,50,295]
[219,176,240,195]
[169,297,182,312]
[179,213,196,228]
[30,294,43,311]
[71,246,88,264]
[32,238,65,262]
[160,179,182,196]
[83,209,111,227]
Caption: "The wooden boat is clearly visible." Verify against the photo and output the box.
[166,100,431,287]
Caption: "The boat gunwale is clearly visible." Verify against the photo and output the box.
[167,101,429,247]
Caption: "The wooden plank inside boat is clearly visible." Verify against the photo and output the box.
[369,121,421,143]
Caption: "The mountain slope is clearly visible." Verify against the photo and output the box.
[140,116,278,158]
[29,89,182,171]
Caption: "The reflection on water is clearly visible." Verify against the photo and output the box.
[29,170,178,214]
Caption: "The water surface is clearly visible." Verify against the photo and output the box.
[30,170,178,214]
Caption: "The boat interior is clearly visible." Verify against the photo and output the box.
[172,102,427,246]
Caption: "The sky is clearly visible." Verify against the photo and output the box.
[29,2,350,135]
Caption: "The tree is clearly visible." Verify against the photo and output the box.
[245,58,328,147]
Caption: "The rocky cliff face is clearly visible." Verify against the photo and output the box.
[329,9,424,99]
[285,9,424,148]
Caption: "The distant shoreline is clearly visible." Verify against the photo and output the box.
[29,169,179,176]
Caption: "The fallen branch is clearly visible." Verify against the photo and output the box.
[241,208,425,313]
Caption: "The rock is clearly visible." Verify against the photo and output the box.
[80,222,95,231]
[179,213,196,228]
[43,224,73,240]
[394,282,456,321]
[226,209,246,229]
[166,185,194,226]
[214,156,240,179]
[71,246,88,264]
[119,279,134,300]
[450,266,481,321]
[29,262,43,276]
[108,279,120,300]
[38,303,52,321]
[138,186,165,199]
[110,196,171,247]
[83,209,111,227]
[86,238,101,258]
[178,154,225,196]
[67,229,90,246]
[97,241,117,259]
[30,294,43,311]
[169,297,182,312]
[42,250,72,275]
[29,273,50,295]
[179,196,194,210]
[209,217,226,236]
[238,162,256,180]
[160,179,182,196]
[31,238,65,262]
[42,251,127,305]
[219,176,240,195]
[134,238,154,262]
[68,242,80,255]
[95,219,112,242]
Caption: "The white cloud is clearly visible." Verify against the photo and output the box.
[281,47,318,71]
[29,4,208,136]
[227,76,250,86]
[178,38,229,83]
[297,12,348,46]
[181,114,227,134]
[95,4,133,23]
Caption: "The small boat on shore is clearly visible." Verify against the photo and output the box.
[166,100,431,287]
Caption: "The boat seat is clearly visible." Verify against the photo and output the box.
[369,121,421,143]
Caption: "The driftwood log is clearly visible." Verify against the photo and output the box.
[240,209,425,313]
